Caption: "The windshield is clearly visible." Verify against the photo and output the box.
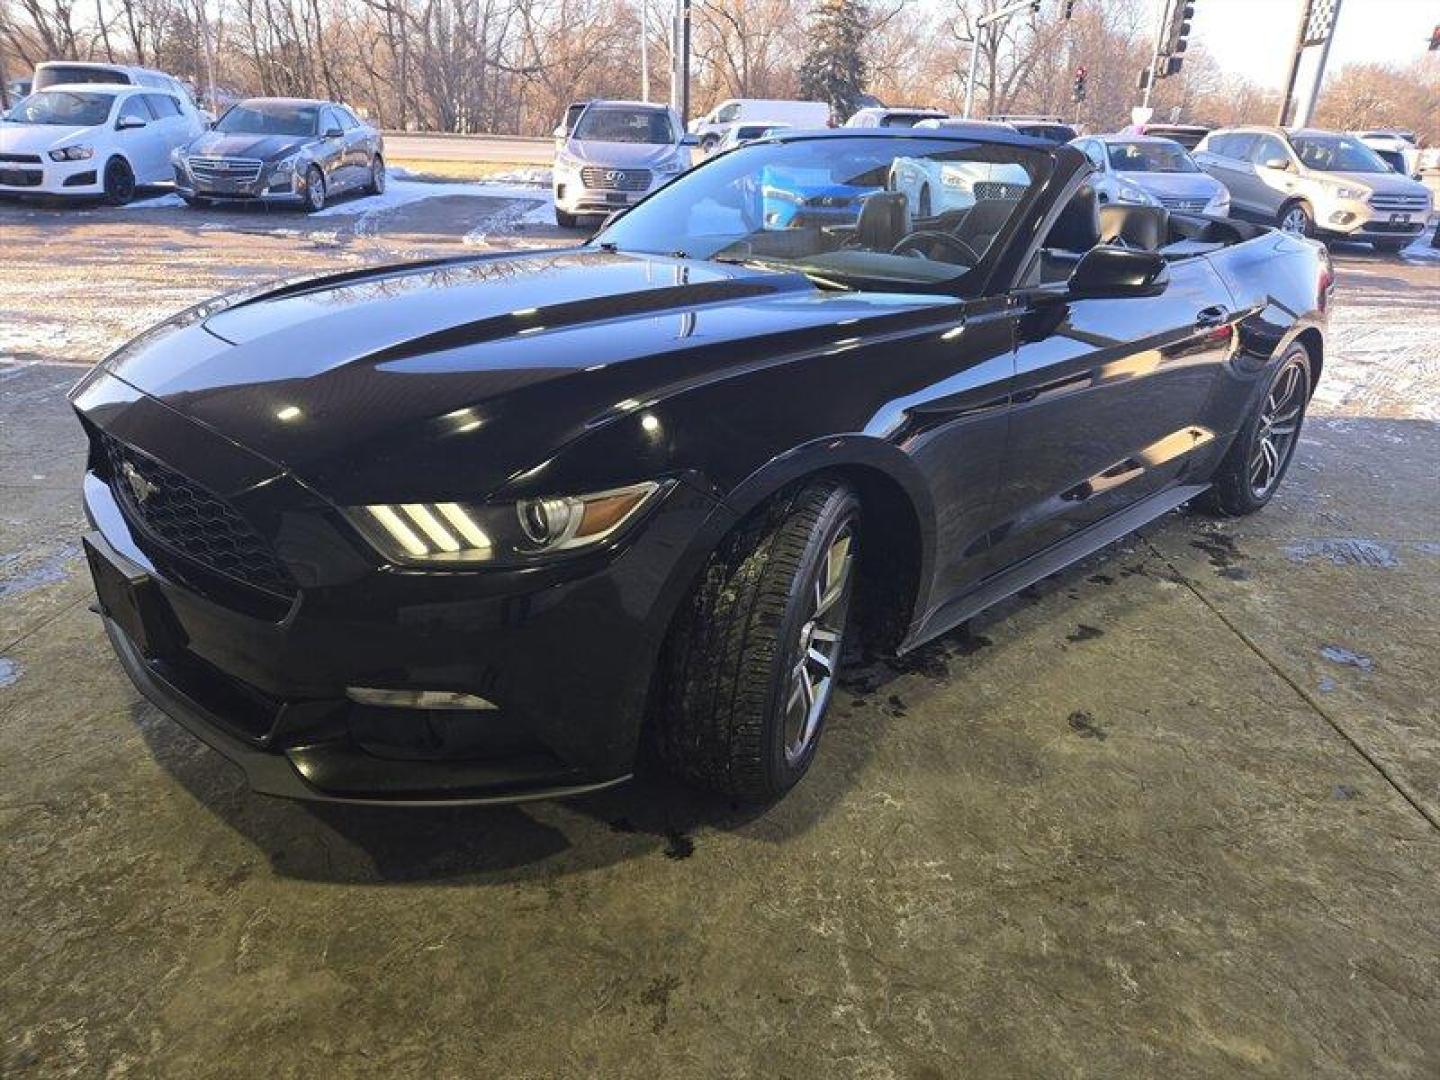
[216,102,318,137]
[5,90,114,126]
[595,135,1046,289]
[1108,140,1198,173]
[573,107,675,145]
[1292,135,1389,173]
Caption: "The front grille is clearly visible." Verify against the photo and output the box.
[100,434,296,599]
[805,195,854,208]
[0,168,43,188]
[580,166,651,192]
[1368,193,1429,213]
[1158,196,1208,213]
[0,152,42,164]
[188,156,264,184]
[973,181,1026,202]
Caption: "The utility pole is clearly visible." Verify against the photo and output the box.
[640,4,650,102]
[669,0,691,124]
[1141,0,1170,109]
[1277,0,1343,126]
[963,0,1044,119]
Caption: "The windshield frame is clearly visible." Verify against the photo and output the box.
[592,132,1058,298]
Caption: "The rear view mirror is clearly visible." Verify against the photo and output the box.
[1068,246,1170,299]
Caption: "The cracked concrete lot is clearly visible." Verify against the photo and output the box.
[2,194,1438,1077]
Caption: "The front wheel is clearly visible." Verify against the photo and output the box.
[1278,201,1314,237]
[102,157,136,206]
[1198,344,1312,516]
[657,478,860,801]
[304,165,326,212]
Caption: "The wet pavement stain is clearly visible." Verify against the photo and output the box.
[886,694,908,718]
[1282,538,1400,568]
[1086,573,1114,585]
[1066,624,1104,643]
[1191,533,1246,574]
[1333,784,1363,800]
[1067,710,1108,740]
[1320,645,1376,672]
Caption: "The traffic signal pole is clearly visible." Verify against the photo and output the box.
[1141,0,1171,108]
[1277,0,1315,125]
[962,0,1046,118]
[1278,0,1343,127]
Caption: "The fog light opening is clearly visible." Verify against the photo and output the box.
[346,687,499,711]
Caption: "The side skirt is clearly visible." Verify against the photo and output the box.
[902,483,1209,653]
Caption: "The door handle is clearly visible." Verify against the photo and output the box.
[1195,305,1230,330]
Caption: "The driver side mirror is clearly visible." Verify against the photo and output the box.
[116,116,146,130]
[324,127,344,139]
[1068,246,1170,299]
[1260,155,1291,171]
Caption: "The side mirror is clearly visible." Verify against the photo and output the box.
[324,127,344,139]
[1068,246,1170,300]
[679,133,698,147]
[1260,155,1291,171]
[116,116,146,130]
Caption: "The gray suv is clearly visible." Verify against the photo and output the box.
[1193,126,1432,252]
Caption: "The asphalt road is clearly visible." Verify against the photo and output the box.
[384,132,554,166]
[1,187,1438,1076]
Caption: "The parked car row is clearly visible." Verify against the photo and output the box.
[1,63,382,212]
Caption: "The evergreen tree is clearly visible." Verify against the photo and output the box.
[798,0,870,124]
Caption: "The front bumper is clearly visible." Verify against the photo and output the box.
[1316,195,1431,239]
[174,164,306,204]
[0,155,103,195]
[553,176,671,216]
[74,374,727,805]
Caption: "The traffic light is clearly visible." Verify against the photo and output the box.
[1163,0,1195,58]
[1430,24,1439,51]
[1063,0,1078,18]
[1072,66,1088,103]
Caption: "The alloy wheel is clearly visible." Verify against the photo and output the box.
[372,158,386,195]
[1281,206,1309,235]
[783,522,856,764]
[105,159,135,205]
[307,168,326,211]
[1249,358,1306,498]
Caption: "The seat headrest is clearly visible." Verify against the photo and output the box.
[855,192,912,251]
[1047,184,1101,252]
[1098,204,1172,251]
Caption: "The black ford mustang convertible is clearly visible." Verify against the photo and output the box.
[72,128,1331,806]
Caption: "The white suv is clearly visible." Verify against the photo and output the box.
[0,83,202,203]
[1194,126,1432,252]
[551,100,692,228]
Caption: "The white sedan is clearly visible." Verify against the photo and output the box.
[888,155,1030,218]
[0,83,201,204]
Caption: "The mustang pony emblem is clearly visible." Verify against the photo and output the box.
[120,461,158,505]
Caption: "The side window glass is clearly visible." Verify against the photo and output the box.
[117,95,152,125]
[716,103,740,123]
[322,108,342,134]
[1083,141,1105,169]
[339,108,360,131]
[1249,135,1286,167]
[146,93,180,118]
[1227,134,1258,161]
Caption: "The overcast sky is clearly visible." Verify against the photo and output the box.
[1184,0,1438,88]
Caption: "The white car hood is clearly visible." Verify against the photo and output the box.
[562,140,681,169]
[0,123,98,155]
[1323,170,1430,199]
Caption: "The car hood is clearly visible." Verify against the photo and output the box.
[1319,170,1431,199]
[0,122,98,154]
[1116,170,1224,201]
[183,131,314,160]
[94,248,948,504]
[561,139,682,168]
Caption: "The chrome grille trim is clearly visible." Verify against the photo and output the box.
[579,166,651,192]
[188,156,264,184]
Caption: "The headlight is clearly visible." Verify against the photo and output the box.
[1116,183,1157,205]
[272,155,299,177]
[351,481,663,567]
[1333,185,1366,200]
[48,145,94,162]
[655,155,685,175]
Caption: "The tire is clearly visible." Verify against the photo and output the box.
[1197,343,1312,516]
[555,206,577,228]
[657,478,860,801]
[918,184,932,218]
[1371,237,1409,254]
[304,165,326,212]
[102,157,136,206]
[700,135,719,155]
[365,155,386,196]
[1277,200,1314,237]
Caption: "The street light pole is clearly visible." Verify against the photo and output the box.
[1294,0,1342,127]
[640,5,650,102]
[1277,0,1315,125]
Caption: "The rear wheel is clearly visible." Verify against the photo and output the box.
[1198,343,1312,516]
[657,478,860,801]
[102,157,136,206]
[1278,200,1314,237]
